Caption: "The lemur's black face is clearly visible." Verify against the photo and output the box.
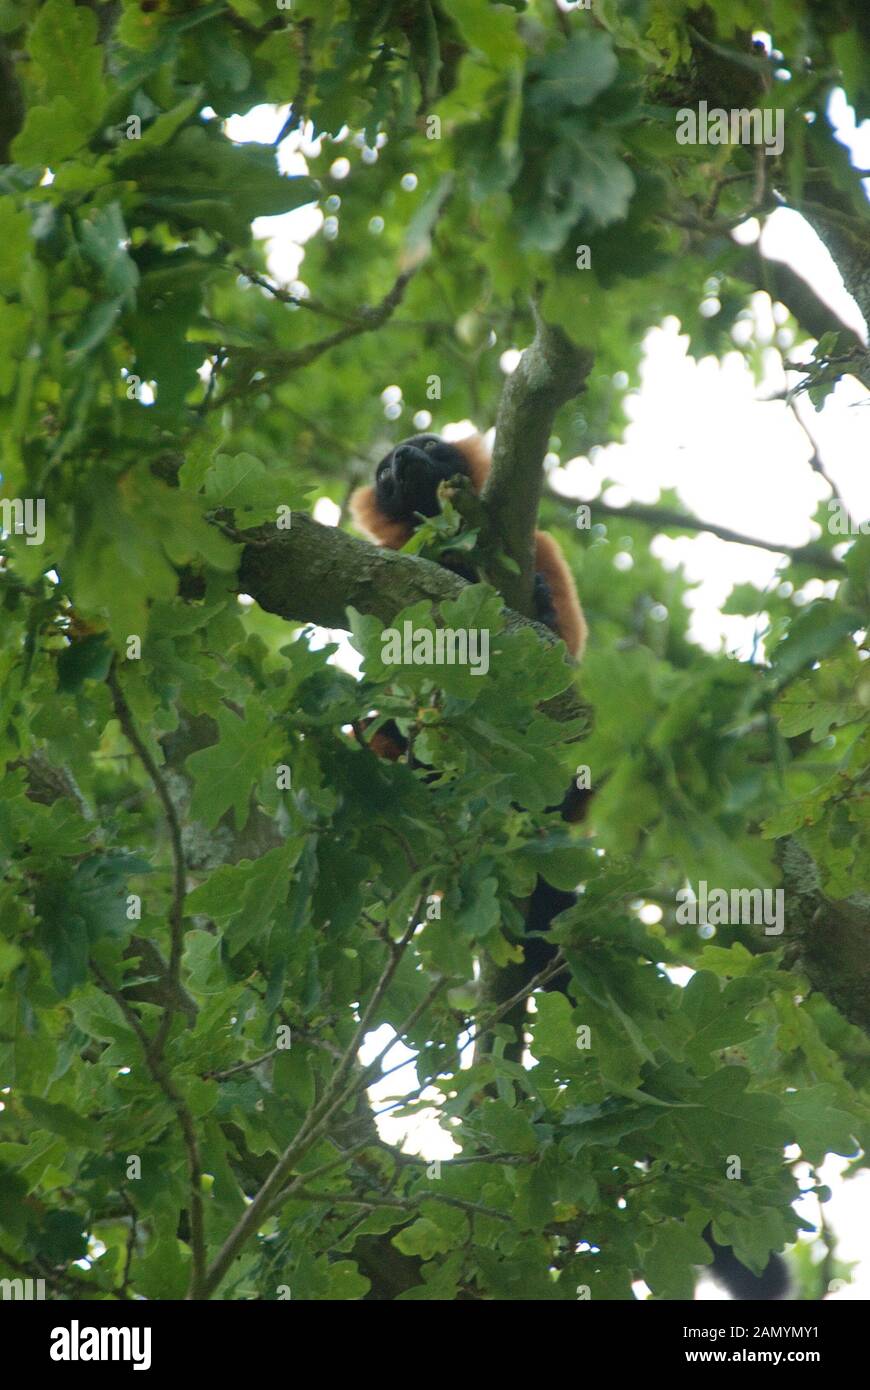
[374,435,470,522]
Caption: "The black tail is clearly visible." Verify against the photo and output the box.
[705,1226,789,1299]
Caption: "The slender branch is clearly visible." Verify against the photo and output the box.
[265,975,449,1219]
[784,396,851,524]
[374,822,420,874]
[278,1140,374,1193]
[107,663,187,1058]
[664,216,870,390]
[264,1141,375,1219]
[196,347,225,417]
[330,894,428,1096]
[208,266,421,408]
[548,488,845,573]
[462,951,568,1062]
[233,266,357,324]
[210,969,447,1292]
[280,1188,513,1222]
[352,977,448,1094]
[200,890,429,1296]
[93,965,206,1298]
[385,1150,535,1166]
[205,1048,279,1082]
[369,952,569,1119]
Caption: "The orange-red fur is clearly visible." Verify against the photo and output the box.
[349,485,413,549]
[349,434,586,660]
[532,530,587,660]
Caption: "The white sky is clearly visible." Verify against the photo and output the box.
[224,90,870,1299]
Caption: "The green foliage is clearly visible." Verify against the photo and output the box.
[0,0,867,1303]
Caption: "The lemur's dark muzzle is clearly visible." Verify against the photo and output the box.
[391,445,430,485]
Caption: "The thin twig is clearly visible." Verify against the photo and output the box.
[265,1141,374,1218]
[280,1188,513,1222]
[369,954,569,1121]
[272,19,314,145]
[197,347,225,416]
[385,1149,535,1167]
[234,267,356,324]
[206,1048,279,1082]
[374,822,420,873]
[208,268,420,409]
[549,488,845,573]
[785,395,851,525]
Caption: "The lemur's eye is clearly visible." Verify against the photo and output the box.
[424,440,438,452]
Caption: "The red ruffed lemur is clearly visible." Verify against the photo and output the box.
[349,433,788,1302]
[350,431,585,987]
[350,432,587,658]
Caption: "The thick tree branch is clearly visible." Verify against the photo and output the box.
[234,506,558,637]
[670,27,870,393]
[796,202,870,336]
[482,303,594,614]
[662,225,869,389]
[731,246,869,389]
[236,516,589,726]
[237,513,470,628]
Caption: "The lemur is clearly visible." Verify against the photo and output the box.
[349,432,788,1301]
